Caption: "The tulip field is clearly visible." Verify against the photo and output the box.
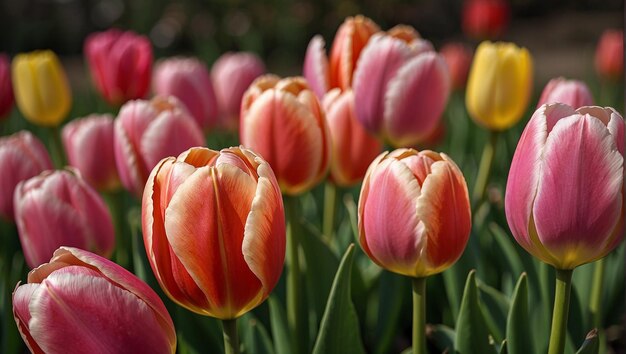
[0,2,624,354]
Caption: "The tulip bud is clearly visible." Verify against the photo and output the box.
[537,78,594,109]
[0,53,13,120]
[353,32,450,147]
[114,95,205,197]
[505,103,624,270]
[240,75,331,195]
[323,89,381,186]
[594,29,623,82]
[462,0,510,40]
[211,52,265,130]
[12,50,71,127]
[153,57,218,130]
[142,146,285,319]
[62,114,121,191]
[0,131,53,220]
[466,41,533,131]
[14,169,115,268]
[13,247,176,353]
[358,149,471,277]
[440,43,473,91]
[85,29,153,106]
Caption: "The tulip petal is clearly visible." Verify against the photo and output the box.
[13,283,44,354]
[32,53,71,123]
[303,35,330,98]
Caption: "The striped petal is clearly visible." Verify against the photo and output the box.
[303,36,330,98]
[12,283,44,354]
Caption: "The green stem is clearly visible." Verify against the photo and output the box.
[48,126,66,168]
[548,268,573,354]
[322,182,337,243]
[412,277,427,354]
[222,318,240,354]
[472,130,499,204]
[589,258,606,329]
[285,196,304,354]
[104,191,130,269]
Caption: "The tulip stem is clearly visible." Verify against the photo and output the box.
[222,318,240,354]
[323,182,337,243]
[548,268,573,354]
[589,258,606,329]
[412,277,427,354]
[285,196,305,354]
[105,191,130,269]
[472,130,499,204]
[48,126,66,168]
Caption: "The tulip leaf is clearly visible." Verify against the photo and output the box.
[575,329,599,354]
[499,340,508,354]
[477,280,510,343]
[312,244,365,354]
[240,313,275,354]
[268,296,291,354]
[506,273,531,354]
[373,271,408,354]
[455,270,497,354]
[426,324,456,353]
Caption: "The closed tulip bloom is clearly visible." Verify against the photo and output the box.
[537,78,594,109]
[594,29,623,82]
[0,131,53,220]
[240,76,331,195]
[323,89,381,186]
[0,53,13,119]
[13,247,176,354]
[14,169,115,268]
[505,103,624,270]
[353,32,451,147]
[12,50,71,126]
[358,149,471,277]
[211,52,265,130]
[462,0,510,40]
[466,41,533,131]
[440,43,473,90]
[85,29,153,106]
[62,114,121,191]
[142,146,285,319]
[153,57,218,130]
[303,15,380,98]
[114,95,205,197]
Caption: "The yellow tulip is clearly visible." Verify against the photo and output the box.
[466,41,533,131]
[12,50,71,126]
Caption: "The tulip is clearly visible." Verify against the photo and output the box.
[62,114,121,191]
[240,75,331,195]
[211,52,265,130]
[462,0,510,40]
[13,247,176,353]
[353,31,451,147]
[303,15,380,98]
[440,43,473,90]
[153,57,218,130]
[114,95,205,197]
[537,78,594,109]
[142,146,285,319]
[14,169,115,268]
[85,28,153,106]
[12,50,71,126]
[466,41,533,131]
[0,131,53,220]
[594,29,623,82]
[0,53,13,119]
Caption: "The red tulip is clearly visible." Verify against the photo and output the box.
[85,28,153,106]
[13,247,176,354]
[440,43,473,90]
[142,146,285,319]
[0,53,13,119]
[537,78,594,109]
[462,0,510,40]
[594,29,623,82]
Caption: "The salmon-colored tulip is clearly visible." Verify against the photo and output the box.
[13,247,176,354]
[594,29,623,82]
[0,53,13,120]
[303,15,380,98]
[240,75,331,195]
[537,78,594,109]
[153,57,218,130]
[211,52,265,130]
[323,88,381,186]
[114,95,205,197]
[462,0,510,40]
[0,131,53,220]
[142,146,285,319]
[440,43,473,91]
[62,114,121,191]
[505,103,624,269]
[14,169,115,268]
[358,149,471,277]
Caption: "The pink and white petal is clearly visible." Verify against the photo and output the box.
[358,151,389,260]
[12,283,44,354]
[303,35,330,98]
[577,106,625,155]
[114,118,146,196]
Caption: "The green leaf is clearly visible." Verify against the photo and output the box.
[268,296,291,354]
[426,324,455,353]
[312,244,365,354]
[373,271,408,354]
[575,329,599,354]
[240,314,275,354]
[506,273,531,354]
[455,270,497,354]
[499,340,508,354]
[477,280,510,343]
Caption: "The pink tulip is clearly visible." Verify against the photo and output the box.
[323,89,381,186]
[114,95,205,197]
[440,43,473,90]
[142,146,285,319]
[85,28,153,106]
[62,114,121,191]
[240,75,331,195]
[153,57,218,130]
[0,131,53,220]
[595,29,623,82]
[505,103,624,269]
[211,52,265,130]
[13,247,176,354]
[0,53,13,119]
[353,32,451,147]
[358,149,471,277]
[14,169,115,268]
[537,78,594,109]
